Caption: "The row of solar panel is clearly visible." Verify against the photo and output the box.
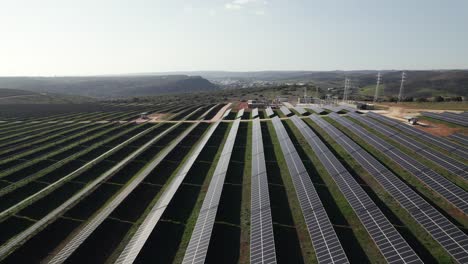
[182,118,241,264]
[250,118,277,264]
[421,112,468,127]
[348,112,468,180]
[308,106,326,114]
[366,112,468,159]
[48,122,202,263]
[287,114,421,264]
[115,120,223,264]
[330,113,468,214]
[270,116,350,264]
[449,133,468,146]
[308,114,468,264]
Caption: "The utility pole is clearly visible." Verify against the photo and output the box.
[304,87,307,103]
[397,71,406,103]
[343,78,350,103]
[373,72,381,103]
[343,78,349,103]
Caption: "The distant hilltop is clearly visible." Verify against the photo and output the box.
[145,70,468,98]
[0,75,219,98]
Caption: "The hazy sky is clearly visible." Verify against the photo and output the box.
[1,0,467,76]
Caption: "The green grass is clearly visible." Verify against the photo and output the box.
[303,118,451,263]
[274,109,286,118]
[265,120,316,263]
[325,117,468,227]
[359,84,386,96]
[283,119,385,263]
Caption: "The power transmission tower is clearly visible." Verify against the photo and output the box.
[303,87,307,103]
[397,71,406,103]
[342,78,347,103]
[343,79,351,103]
[373,72,381,103]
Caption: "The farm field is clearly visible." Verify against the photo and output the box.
[0,102,467,264]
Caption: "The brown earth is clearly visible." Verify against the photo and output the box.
[376,106,466,137]
[210,103,232,122]
[413,120,463,137]
[237,102,248,110]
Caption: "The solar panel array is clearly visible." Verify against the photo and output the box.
[49,122,200,264]
[265,107,274,117]
[182,118,240,264]
[279,106,292,116]
[237,108,245,119]
[293,107,307,115]
[421,112,468,127]
[309,115,468,264]
[367,112,468,159]
[0,123,172,258]
[289,116,422,264]
[449,133,468,146]
[329,113,468,214]
[348,113,468,180]
[270,116,349,264]
[115,121,222,264]
[252,108,259,118]
[250,118,277,264]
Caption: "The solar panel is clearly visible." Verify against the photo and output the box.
[323,106,340,112]
[48,123,200,264]
[329,113,468,214]
[0,124,175,258]
[367,112,468,159]
[449,133,468,146]
[182,119,241,264]
[270,117,349,264]
[265,107,274,117]
[309,114,468,264]
[421,112,468,126]
[222,108,232,119]
[289,116,421,264]
[307,106,325,114]
[349,113,468,180]
[443,111,468,120]
[237,108,245,119]
[252,108,259,118]
[115,121,222,264]
[250,118,277,264]
[293,107,307,115]
[279,106,292,116]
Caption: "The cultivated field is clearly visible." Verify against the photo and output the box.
[0,102,466,264]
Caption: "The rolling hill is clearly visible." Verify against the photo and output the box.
[0,88,96,104]
[154,70,468,98]
[0,75,219,98]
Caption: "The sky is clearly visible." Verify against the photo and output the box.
[1,0,467,76]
